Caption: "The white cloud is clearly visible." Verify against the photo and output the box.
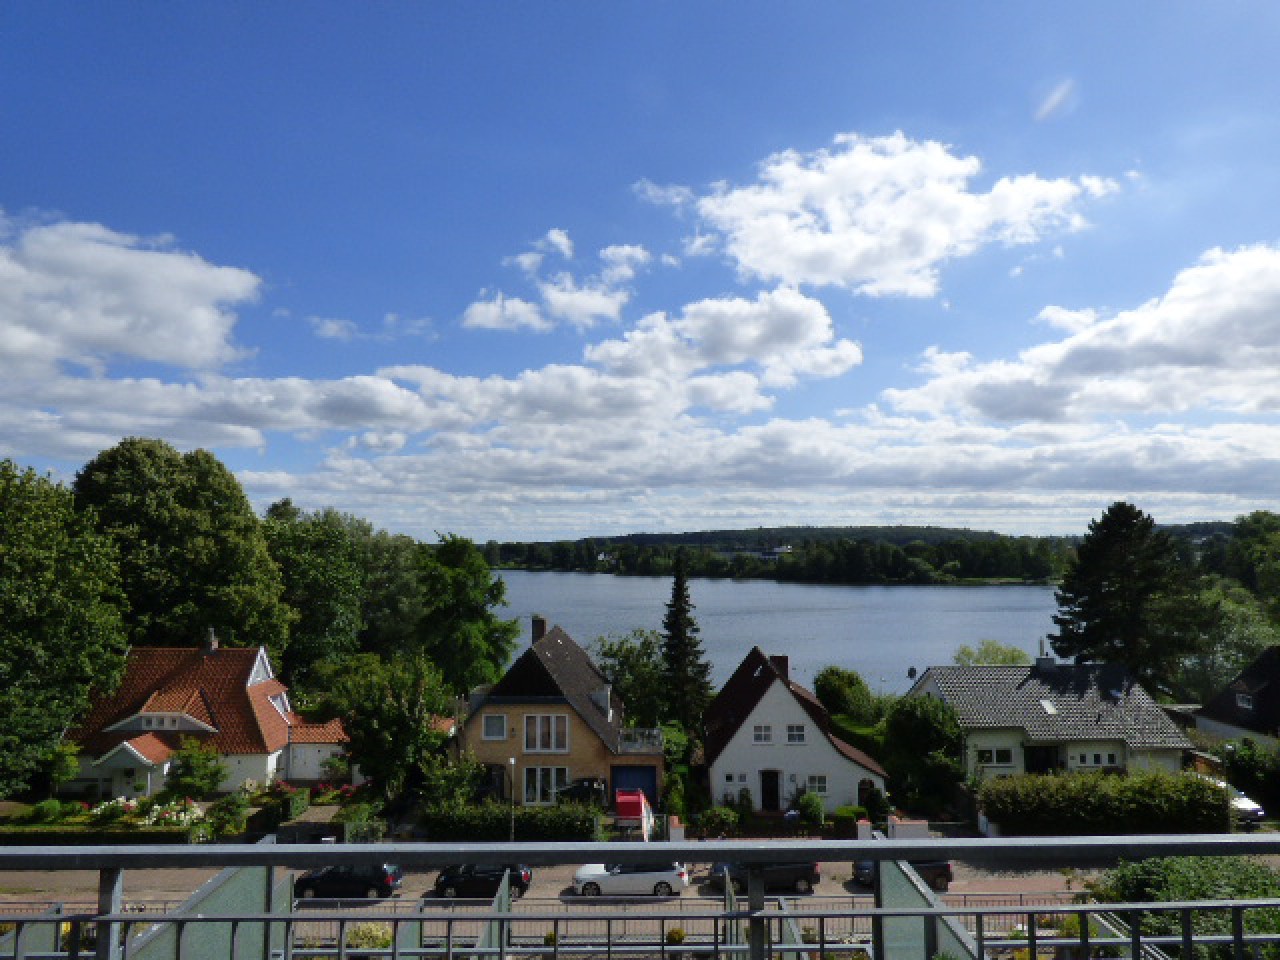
[0,217,258,377]
[695,131,1117,296]
[461,292,550,332]
[310,317,359,340]
[538,274,628,329]
[633,179,695,209]
[1034,78,1077,122]
[540,228,574,259]
[886,244,1280,421]
[599,244,651,284]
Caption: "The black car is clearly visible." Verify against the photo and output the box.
[434,864,533,899]
[556,777,609,807]
[854,859,952,892]
[294,863,403,900]
[708,862,821,894]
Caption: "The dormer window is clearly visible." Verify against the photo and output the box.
[1237,692,1255,710]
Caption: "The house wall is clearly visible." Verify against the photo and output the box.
[1063,741,1128,771]
[1195,716,1280,750]
[218,752,279,792]
[709,680,885,813]
[461,701,661,805]
[287,744,346,782]
[1127,748,1183,773]
[965,729,1026,779]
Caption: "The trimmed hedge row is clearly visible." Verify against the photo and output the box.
[979,771,1230,836]
[419,803,602,842]
[0,825,196,845]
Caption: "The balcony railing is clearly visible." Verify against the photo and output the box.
[5,834,1280,960]
[617,728,664,753]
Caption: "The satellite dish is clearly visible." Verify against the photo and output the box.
[907,666,917,679]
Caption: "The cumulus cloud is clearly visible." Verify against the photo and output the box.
[886,244,1280,421]
[461,292,550,332]
[540,228,574,259]
[695,131,1117,295]
[0,217,258,377]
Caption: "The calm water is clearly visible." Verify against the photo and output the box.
[497,571,1058,694]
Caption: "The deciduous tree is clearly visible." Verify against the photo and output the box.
[164,737,228,799]
[953,639,1032,666]
[592,629,664,728]
[73,438,292,657]
[0,460,128,798]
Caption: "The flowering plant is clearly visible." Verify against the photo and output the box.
[145,797,202,827]
[89,797,138,823]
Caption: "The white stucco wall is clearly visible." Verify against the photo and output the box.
[218,751,279,792]
[1063,741,1128,771]
[966,729,1026,779]
[288,743,347,782]
[709,679,885,813]
[1128,748,1183,773]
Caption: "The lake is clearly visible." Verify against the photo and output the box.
[497,570,1058,693]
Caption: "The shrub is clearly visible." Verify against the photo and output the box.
[698,805,739,837]
[88,797,137,824]
[419,802,601,842]
[345,923,393,949]
[163,738,227,801]
[797,790,825,827]
[206,791,251,837]
[28,798,66,823]
[979,771,1228,836]
[665,927,686,944]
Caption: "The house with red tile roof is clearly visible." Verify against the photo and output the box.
[705,647,887,814]
[69,631,348,799]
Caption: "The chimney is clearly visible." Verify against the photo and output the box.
[1035,655,1056,674]
[769,654,789,681]
[532,615,547,644]
[204,627,219,653]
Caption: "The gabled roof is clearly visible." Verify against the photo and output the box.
[478,625,625,751]
[704,647,887,776]
[1197,645,1280,736]
[913,662,1193,750]
[74,644,344,759]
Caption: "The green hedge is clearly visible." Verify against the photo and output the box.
[979,771,1230,836]
[0,825,196,845]
[419,802,602,841]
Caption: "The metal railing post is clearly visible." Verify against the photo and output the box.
[748,865,766,960]
[95,867,123,960]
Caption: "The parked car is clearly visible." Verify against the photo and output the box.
[707,862,821,895]
[294,864,403,900]
[1199,776,1266,825]
[556,777,609,807]
[573,862,689,897]
[854,859,952,893]
[434,864,533,899]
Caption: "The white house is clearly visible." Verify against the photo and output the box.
[704,648,886,814]
[909,657,1193,781]
[68,632,349,799]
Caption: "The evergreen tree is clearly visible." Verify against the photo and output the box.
[660,549,712,734]
[1050,501,1197,692]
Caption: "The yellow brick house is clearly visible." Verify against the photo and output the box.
[460,617,664,806]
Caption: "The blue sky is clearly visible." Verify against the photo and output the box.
[4,4,1280,541]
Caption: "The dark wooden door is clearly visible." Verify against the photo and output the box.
[760,770,781,812]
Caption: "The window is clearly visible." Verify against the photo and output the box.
[482,714,507,740]
[524,766,569,804]
[787,724,806,743]
[1079,753,1087,764]
[1093,754,1102,765]
[1107,753,1116,765]
[807,775,828,795]
[524,715,568,753]
[143,717,153,728]
[725,773,735,783]
[753,725,772,744]
[1237,692,1254,710]
[994,749,1013,764]
[976,748,994,764]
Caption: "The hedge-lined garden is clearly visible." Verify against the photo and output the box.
[418,803,603,841]
[979,771,1230,835]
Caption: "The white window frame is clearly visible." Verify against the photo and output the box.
[482,714,507,741]
[524,714,569,753]
[523,766,569,805]
[806,775,828,795]
[786,724,806,744]
[1237,692,1254,710]
[753,724,772,744]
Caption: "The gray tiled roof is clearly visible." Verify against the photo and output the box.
[916,663,1193,749]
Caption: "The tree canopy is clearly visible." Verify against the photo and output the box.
[813,666,878,723]
[660,549,713,733]
[0,461,128,797]
[73,437,292,657]
[1049,501,1196,692]
[591,629,664,728]
[953,639,1032,666]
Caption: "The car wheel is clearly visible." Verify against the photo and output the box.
[365,886,381,899]
[654,881,673,897]
[442,885,459,899]
[794,877,813,894]
[931,875,949,893]
[581,882,601,897]
[299,887,317,899]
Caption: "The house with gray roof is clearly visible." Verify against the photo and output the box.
[1195,646,1280,748]
[908,657,1192,781]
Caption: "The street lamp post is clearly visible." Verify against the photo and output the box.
[508,757,516,842]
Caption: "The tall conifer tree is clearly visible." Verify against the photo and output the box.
[660,549,712,734]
